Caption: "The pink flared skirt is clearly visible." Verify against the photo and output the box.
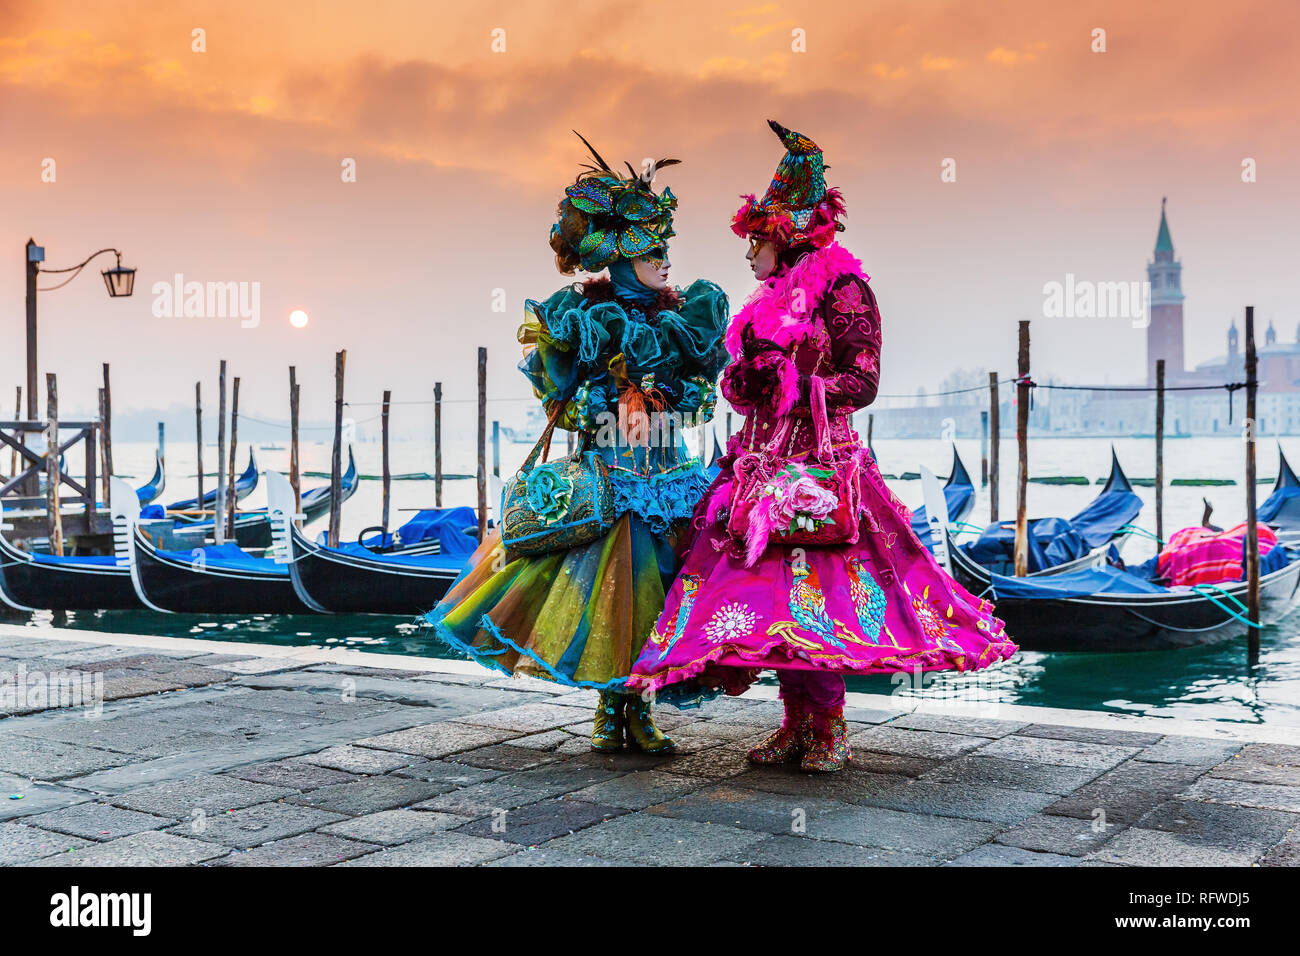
[625,450,1017,700]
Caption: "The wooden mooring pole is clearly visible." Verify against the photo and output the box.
[980,410,989,486]
[329,350,346,548]
[492,420,501,477]
[195,383,204,515]
[97,387,109,503]
[215,360,228,545]
[988,372,1000,522]
[101,363,113,489]
[1155,359,1165,547]
[433,382,443,508]
[45,373,63,555]
[289,367,301,513]
[158,421,165,466]
[867,413,874,457]
[1244,306,1261,658]
[9,387,18,476]
[477,348,487,540]
[1012,324,1030,577]
[226,376,240,539]
[381,390,392,533]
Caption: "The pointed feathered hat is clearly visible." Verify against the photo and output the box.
[550,132,680,274]
[731,120,845,249]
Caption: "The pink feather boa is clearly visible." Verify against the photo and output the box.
[724,242,869,359]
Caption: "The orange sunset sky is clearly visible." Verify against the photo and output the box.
[2,0,1298,434]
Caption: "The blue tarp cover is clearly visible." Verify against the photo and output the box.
[989,564,1169,600]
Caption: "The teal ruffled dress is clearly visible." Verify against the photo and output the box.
[426,278,729,688]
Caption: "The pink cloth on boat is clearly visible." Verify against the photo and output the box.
[1157,522,1276,587]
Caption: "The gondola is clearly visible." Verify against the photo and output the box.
[128,511,312,616]
[983,550,1300,652]
[950,449,1142,593]
[135,450,166,505]
[910,444,976,553]
[169,446,359,550]
[165,446,259,515]
[0,483,143,612]
[1260,444,1300,545]
[266,471,473,615]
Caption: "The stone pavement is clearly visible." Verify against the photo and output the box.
[0,626,1297,867]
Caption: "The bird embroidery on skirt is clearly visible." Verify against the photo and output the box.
[657,572,702,660]
[846,556,887,643]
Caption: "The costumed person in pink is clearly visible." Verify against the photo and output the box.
[625,121,1017,772]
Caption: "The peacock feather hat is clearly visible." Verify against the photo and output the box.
[731,120,846,249]
[550,132,680,274]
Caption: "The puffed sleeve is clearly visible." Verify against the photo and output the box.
[803,273,881,410]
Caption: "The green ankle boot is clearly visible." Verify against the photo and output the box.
[623,693,676,754]
[591,689,625,752]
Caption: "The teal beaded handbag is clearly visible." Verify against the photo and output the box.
[500,402,615,558]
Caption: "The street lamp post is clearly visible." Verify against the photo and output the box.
[23,238,135,419]
[21,239,135,498]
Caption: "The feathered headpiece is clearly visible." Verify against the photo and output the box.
[731,120,845,250]
[551,132,680,273]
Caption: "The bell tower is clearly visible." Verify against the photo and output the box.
[1146,197,1185,385]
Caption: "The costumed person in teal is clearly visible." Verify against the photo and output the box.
[426,134,729,753]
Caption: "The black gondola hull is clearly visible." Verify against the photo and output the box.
[0,539,141,612]
[288,526,461,615]
[132,534,311,615]
[991,561,1300,652]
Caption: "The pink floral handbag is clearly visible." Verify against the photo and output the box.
[726,376,861,566]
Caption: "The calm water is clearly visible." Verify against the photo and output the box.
[15,434,1300,729]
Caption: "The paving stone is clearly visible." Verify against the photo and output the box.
[457,797,627,845]
[1209,752,1300,787]
[568,770,713,810]
[920,755,1104,795]
[1181,777,1300,813]
[946,844,1079,867]
[216,687,399,721]
[841,706,905,724]
[356,721,522,758]
[285,776,448,815]
[320,808,466,845]
[806,805,1001,859]
[508,730,573,751]
[847,750,940,777]
[485,847,629,866]
[1134,798,1300,856]
[448,743,564,772]
[539,811,765,866]
[32,830,229,867]
[856,778,1059,825]
[100,677,182,701]
[226,759,360,790]
[729,833,934,866]
[1015,723,1165,747]
[298,745,425,775]
[1044,759,1206,826]
[336,832,516,866]
[648,783,852,835]
[0,821,93,864]
[849,725,993,760]
[210,832,377,866]
[1137,736,1243,767]
[1234,742,1300,767]
[495,761,633,798]
[414,780,547,817]
[389,758,503,787]
[732,765,912,802]
[0,774,93,821]
[1087,828,1259,867]
[1260,833,1300,867]
[994,813,1122,856]
[111,774,294,816]
[0,734,135,779]
[888,713,1029,738]
[976,734,1139,770]
[167,801,346,848]
[656,745,755,780]
[242,670,524,712]
[19,802,172,841]
[460,702,590,733]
